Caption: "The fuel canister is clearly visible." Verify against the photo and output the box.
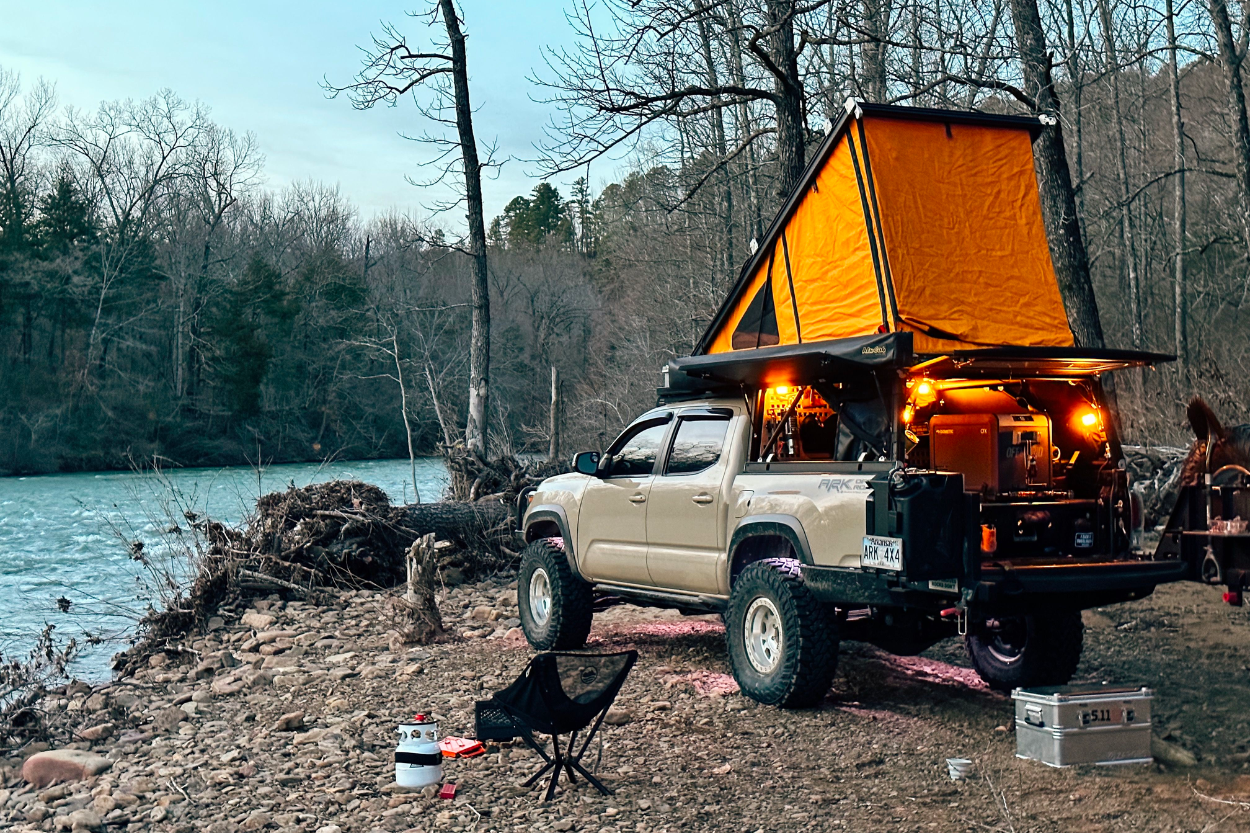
[396,714,442,788]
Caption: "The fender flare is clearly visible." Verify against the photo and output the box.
[523,504,583,579]
[728,514,815,580]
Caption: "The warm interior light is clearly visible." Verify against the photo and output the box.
[903,405,914,423]
[908,378,938,409]
[774,385,790,396]
[1080,411,1098,427]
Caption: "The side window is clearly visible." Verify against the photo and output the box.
[665,417,731,475]
[607,421,669,477]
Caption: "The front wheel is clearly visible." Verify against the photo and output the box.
[726,559,838,708]
[518,538,593,650]
[965,610,1084,692]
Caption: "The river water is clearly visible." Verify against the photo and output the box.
[0,458,449,680]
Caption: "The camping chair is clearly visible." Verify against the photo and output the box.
[477,650,637,800]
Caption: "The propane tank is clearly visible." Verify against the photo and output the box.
[396,714,441,788]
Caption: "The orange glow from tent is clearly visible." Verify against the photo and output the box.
[1080,411,1098,427]
[916,381,933,396]
[774,386,790,396]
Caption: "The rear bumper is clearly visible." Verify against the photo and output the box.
[970,558,1192,612]
[802,557,1193,613]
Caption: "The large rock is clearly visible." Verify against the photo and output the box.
[274,711,305,732]
[241,612,277,630]
[64,808,103,831]
[22,749,113,788]
[79,723,114,742]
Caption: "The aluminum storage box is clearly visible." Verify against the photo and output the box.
[1012,684,1153,767]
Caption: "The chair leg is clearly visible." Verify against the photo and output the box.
[567,758,614,796]
[523,758,558,788]
[516,727,553,764]
[543,734,565,801]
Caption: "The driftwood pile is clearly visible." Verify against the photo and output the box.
[1123,445,1189,528]
[114,475,536,673]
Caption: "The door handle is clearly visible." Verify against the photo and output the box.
[629,494,647,503]
[691,494,714,505]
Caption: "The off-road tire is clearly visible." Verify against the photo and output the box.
[518,538,593,650]
[965,610,1084,692]
[726,558,838,708]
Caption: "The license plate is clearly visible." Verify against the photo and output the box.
[862,536,903,571]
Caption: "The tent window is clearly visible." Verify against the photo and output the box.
[731,277,779,349]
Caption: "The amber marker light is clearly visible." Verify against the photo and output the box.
[907,378,938,409]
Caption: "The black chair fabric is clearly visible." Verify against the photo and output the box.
[484,650,637,799]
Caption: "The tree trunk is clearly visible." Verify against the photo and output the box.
[1166,0,1188,382]
[726,0,764,241]
[1096,0,1142,348]
[861,0,890,101]
[1008,0,1106,349]
[402,500,510,543]
[548,366,560,463]
[1207,0,1250,258]
[439,0,491,461]
[696,10,736,275]
[765,0,807,198]
[1062,0,1088,239]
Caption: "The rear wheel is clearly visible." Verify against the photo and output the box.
[965,610,1084,692]
[518,538,593,650]
[726,558,838,708]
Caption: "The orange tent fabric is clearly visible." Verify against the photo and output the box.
[702,104,1074,355]
[704,137,881,353]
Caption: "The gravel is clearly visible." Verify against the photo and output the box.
[4,572,1250,831]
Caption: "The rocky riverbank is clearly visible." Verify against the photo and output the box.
[5,574,1250,832]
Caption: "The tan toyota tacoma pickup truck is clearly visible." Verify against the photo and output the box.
[516,334,1201,708]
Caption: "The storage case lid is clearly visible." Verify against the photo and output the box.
[1012,683,1152,703]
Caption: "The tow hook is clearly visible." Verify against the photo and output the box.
[940,606,969,636]
[940,588,976,636]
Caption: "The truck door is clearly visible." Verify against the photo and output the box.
[646,412,734,595]
[576,414,671,586]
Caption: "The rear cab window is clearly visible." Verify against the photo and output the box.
[664,412,733,475]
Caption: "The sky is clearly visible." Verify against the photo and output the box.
[0,0,589,227]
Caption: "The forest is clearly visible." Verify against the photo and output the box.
[2,0,1249,477]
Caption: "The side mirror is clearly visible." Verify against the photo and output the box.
[573,451,601,475]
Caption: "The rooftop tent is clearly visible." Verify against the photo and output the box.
[698,100,1075,356]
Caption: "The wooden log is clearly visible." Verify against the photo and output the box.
[400,500,511,542]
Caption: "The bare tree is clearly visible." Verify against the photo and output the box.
[329,0,493,462]
[1096,0,1142,347]
[54,91,208,384]
[0,69,56,247]
[538,0,814,201]
[1165,0,1188,382]
[1007,0,1107,349]
[1206,0,1250,259]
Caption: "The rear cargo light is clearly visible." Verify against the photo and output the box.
[1224,591,1243,607]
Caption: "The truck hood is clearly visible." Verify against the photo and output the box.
[536,472,592,495]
